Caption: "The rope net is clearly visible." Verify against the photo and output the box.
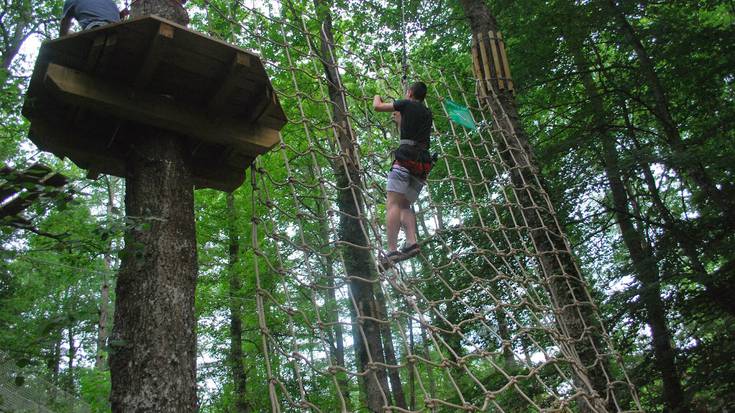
[210,2,642,412]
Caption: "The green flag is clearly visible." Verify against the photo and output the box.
[443,99,476,130]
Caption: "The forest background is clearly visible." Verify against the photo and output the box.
[0,0,733,411]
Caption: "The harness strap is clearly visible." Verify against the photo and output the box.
[399,139,417,146]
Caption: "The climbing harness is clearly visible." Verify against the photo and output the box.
[392,139,435,180]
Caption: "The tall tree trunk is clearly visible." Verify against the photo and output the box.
[109,4,198,411]
[96,176,115,370]
[109,129,198,412]
[459,1,613,410]
[604,0,735,225]
[567,33,688,412]
[227,193,251,413]
[311,0,395,410]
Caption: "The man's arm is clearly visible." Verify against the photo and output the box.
[373,95,395,112]
[59,14,72,36]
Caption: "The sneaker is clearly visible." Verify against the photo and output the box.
[378,250,402,270]
[400,243,420,259]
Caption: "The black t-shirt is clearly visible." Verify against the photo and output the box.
[393,99,432,149]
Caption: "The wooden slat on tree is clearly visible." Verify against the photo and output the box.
[470,34,487,99]
[487,31,504,91]
[496,31,514,92]
[477,31,497,93]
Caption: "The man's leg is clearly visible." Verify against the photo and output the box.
[400,204,417,246]
[386,191,403,252]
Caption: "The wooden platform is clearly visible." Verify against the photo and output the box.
[22,16,286,192]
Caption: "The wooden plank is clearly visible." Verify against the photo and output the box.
[470,34,487,98]
[487,31,504,91]
[208,52,253,115]
[28,117,127,176]
[134,22,174,92]
[97,34,118,74]
[477,32,497,93]
[84,35,107,72]
[43,63,281,154]
[497,31,514,92]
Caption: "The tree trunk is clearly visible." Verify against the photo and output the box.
[459,1,613,410]
[495,308,515,367]
[66,324,76,391]
[227,193,251,413]
[567,33,688,412]
[374,285,407,409]
[96,176,115,370]
[1,0,33,70]
[311,0,394,410]
[109,130,198,412]
[130,0,189,25]
[108,4,197,411]
[604,0,735,225]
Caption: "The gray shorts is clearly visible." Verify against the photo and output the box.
[387,166,424,203]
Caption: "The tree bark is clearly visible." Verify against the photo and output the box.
[130,0,189,25]
[459,0,615,410]
[227,193,251,413]
[604,0,735,225]
[109,131,198,413]
[567,32,688,412]
[311,0,395,410]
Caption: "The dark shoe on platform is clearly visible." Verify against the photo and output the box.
[400,243,420,259]
[378,250,402,270]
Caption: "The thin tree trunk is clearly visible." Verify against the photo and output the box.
[310,0,395,410]
[66,324,76,391]
[420,324,436,407]
[96,176,115,370]
[313,186,352,410]
[495,308,515,367]
[373,285,407,409]
[227,193,251,413]
[1,0,34,70]
[604,0,735,224]
[567,34,688,412]
[459,1,613,410]
[408,318,416,411]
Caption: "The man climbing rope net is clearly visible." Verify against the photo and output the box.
[373,82,434,269]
